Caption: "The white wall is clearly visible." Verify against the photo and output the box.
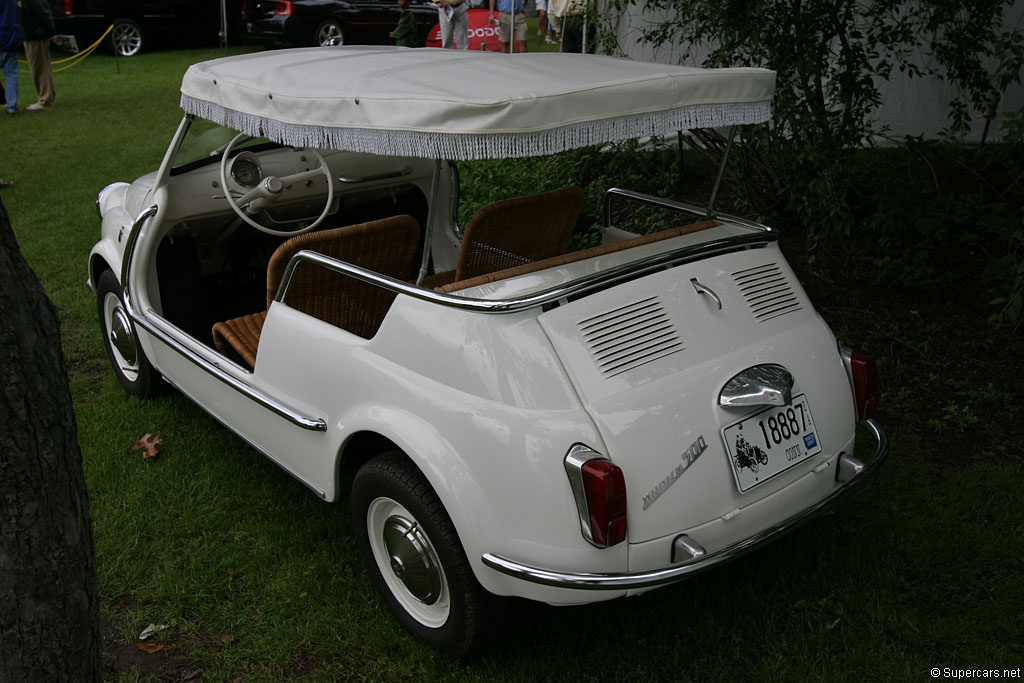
[605,0,1024,142]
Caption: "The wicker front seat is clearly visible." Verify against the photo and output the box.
[212,215,419,369]
[423,186,584,288]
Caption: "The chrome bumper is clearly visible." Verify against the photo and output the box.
[482,419,888,591]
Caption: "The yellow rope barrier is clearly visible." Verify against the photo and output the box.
[18,24,114,73]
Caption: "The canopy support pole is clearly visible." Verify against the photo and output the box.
[706,126,736,218]
[220,0,228,52]
[416,158,444,286]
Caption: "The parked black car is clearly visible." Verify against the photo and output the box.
[54,0,243,57]
[241,0,439,48]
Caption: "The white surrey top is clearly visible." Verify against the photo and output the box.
[180,46,775,160]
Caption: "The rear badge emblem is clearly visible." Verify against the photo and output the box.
[642,435,708,511]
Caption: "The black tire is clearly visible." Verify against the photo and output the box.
[351,451,505,656]
[110,18,144,57]
[96,270,163,397]
[315,19,344,47]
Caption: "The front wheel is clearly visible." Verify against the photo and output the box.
[97,270,162,396]
[352,451,505,656]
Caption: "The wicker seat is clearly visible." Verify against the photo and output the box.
[423,186,584,288]
[212,215,420,369]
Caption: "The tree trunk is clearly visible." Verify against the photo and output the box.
[0,197,100,682]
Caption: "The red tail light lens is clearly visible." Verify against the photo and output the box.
[274,1,294,15]
[62,0,73,15]
[850,351,878,421]
[565,445,627,548]
[580,459,628,547]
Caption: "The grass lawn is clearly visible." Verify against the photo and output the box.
[3,44,1023,682]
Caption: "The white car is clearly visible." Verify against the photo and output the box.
[89,46,887,656]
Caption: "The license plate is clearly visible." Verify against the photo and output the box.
[721,394,822,493]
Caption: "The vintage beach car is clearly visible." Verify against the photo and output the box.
[89,47,887,655]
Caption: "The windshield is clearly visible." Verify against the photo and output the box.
[171,119,277,174]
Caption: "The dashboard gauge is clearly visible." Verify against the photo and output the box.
[230,154,262,188]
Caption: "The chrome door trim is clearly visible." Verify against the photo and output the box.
[119,205,328,433]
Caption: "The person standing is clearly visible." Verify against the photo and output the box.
[436,0,468,50]
[556,0,594,53]
[390,0,419,46]
[19,0,55,111]
[489,0,526,53]
[0,0,19,116]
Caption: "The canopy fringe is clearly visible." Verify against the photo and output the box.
[180,94,770,160]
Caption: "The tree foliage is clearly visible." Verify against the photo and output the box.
[614,0,1023,147]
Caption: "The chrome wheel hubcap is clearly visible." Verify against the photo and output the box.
[383,515,443,604]
[367,498,450,627]
[104,292,139,380]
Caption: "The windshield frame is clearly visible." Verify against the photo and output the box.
[169,116,283,177]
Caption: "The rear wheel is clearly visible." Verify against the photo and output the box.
[97,270,162,396]
[110,18,144,57]
[315,19,344,46]
[352,451,505,656]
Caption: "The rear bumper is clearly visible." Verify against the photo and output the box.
[482,419,887,591]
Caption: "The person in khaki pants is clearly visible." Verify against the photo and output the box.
[18,0,55,110]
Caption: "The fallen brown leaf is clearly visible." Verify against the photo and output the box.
[220,633,234,644]
[134,641,166,654]
[134,433,163,459]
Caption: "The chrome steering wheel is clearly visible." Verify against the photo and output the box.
[219,133,335,237]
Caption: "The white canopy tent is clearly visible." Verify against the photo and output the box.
[180,46,776,160]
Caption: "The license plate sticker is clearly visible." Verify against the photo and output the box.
[721,394,822,493]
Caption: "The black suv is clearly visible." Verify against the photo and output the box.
[54,0,244,56]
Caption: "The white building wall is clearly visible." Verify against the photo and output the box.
[605,0,1024,142]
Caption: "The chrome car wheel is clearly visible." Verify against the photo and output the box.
[111,19,144,57]
[96,270,162,396]
[352,451,506,656]
[367,497,451,627]
[316,19,344,47]
[103,289,139,382]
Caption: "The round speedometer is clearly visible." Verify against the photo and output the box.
[230,155,262,188]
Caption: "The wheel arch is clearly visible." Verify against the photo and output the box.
[333,415,497,581]
[89,253,117,293]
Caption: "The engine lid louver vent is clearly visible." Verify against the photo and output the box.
[733,263,802,322]
[578,296,684,378]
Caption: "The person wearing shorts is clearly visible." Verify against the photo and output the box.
[489,0,526,53]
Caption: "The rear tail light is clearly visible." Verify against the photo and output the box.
[564,445,627,548]
[274,1,294,15]
[62,0,73,15]
[842,347,878,421]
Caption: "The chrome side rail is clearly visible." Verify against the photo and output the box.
[126,306,328,432]
[602,187,774,234]
[118,205,327,433]
[276,230,777,314]
[481,419,888,591]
